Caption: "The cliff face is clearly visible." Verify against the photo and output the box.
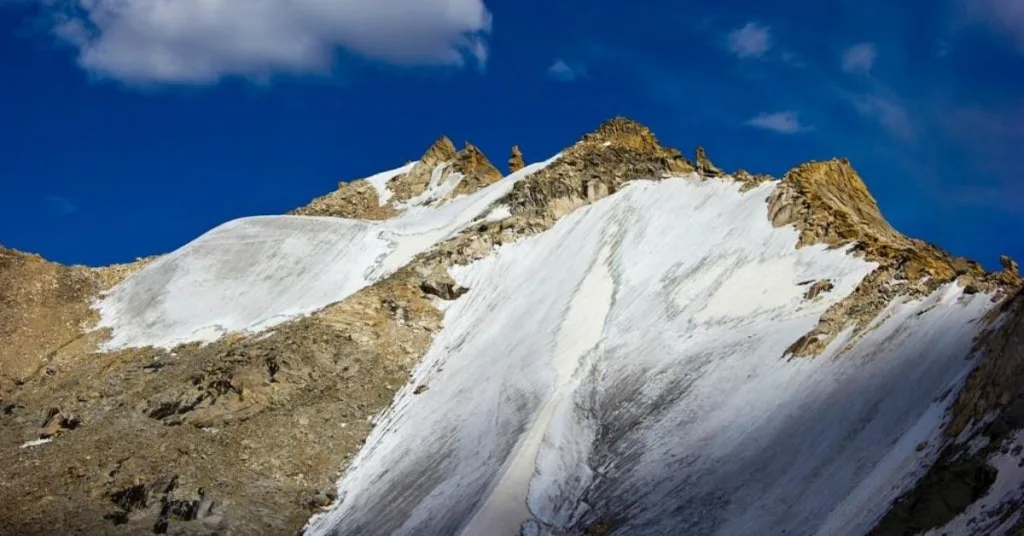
[1,118,1021,536]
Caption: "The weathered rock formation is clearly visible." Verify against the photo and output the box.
[508,145,525,173]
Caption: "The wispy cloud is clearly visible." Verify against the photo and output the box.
[745,111,809,133]
[966,0,1024,51]
[547,59,586,82]
[34,0,493,84]
[728,23,772,59]
[849,94,915,140]
[841,43,877,74]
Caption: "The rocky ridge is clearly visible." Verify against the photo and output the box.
[1,117,1022,535]
[292,136,502,220]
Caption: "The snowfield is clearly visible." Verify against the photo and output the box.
[94,155,1007,535]
[94,157,557,349]
[304,176,995,536]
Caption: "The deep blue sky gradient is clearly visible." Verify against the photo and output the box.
[1,0,1021,268]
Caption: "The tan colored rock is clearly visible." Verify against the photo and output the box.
[803,279,834,300]
[733,169,774,191]
[999,255,1021,286]
[764,158,1015,358]
[449,142,502,198]
[420,135,457,167]
[695,146,724,177]
[495,117,695,234]
[291,179,398,220]
[93,256,159,289]
[0,247,105,396]
[508,145,524,173]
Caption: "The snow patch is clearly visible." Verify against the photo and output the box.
[363,162,416,206]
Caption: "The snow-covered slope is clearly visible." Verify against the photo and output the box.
[84,123,1022,535]
[95,158,557,349]
[304,175,995,536]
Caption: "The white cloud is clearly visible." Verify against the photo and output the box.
[841,43,877,74]
[547,59,585,82]
[850,95,915,140]
[38,0,493,84]
[745,111,809,134]
[728,22,772,59]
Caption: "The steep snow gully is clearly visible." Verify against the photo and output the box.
[94,156,1007,535]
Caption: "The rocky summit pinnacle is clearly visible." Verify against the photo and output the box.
[508,145,524,173]
[449,142,502,197]
[420,135,457,166]
[694,146,724,177]
[578,116,667,152]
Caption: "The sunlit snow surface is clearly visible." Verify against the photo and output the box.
[94,158,558,349]
[305,177,995,536]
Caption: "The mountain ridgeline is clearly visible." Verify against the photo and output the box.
[1,118,1022,536]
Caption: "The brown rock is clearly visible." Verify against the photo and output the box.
[1001,255,1020,274]
[695,146,724,177]
[420,136,457,167]
[508,145,525,173]
[450,142,503,198]
[803,280,834,300]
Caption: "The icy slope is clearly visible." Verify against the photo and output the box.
[95,158,557,349]
[305,175,993,536]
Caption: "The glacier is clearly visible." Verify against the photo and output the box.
[303,175,993,536]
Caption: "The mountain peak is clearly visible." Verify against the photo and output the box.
[562,117,694,178]
[578,116,665,152]
[421,135,457,166]
[771,157,897,249]
[449,142,502,197]
[453,142,499,178]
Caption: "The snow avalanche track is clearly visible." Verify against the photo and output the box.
[304,177,993,536]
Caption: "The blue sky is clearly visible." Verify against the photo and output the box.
[1,0,1021,268]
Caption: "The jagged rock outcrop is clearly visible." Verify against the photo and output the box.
[508,145,524,173]
[449,142,502,198]
[294,136,502,219]
[694,146,723,177]
[293,179,399,220]
[767,158,1013,358]
[732,168,774,191]
[499,117,695,231]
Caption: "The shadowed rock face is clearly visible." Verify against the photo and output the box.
[2,117,1023,536]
